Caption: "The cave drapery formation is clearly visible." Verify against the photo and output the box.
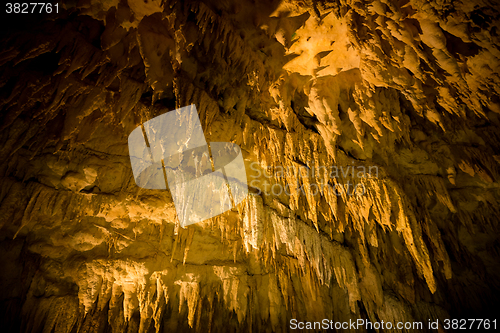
[0,0,499,332]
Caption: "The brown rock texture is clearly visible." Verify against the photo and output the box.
[0,0,499,332]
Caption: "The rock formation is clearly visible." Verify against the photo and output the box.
[0,0,499,332]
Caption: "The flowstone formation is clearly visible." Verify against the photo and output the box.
[0,0,499,332]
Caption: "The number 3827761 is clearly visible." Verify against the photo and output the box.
[6,3,59,14]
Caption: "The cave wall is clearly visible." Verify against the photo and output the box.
[0,0,499,332]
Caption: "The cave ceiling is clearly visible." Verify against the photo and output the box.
[0,0,499,332]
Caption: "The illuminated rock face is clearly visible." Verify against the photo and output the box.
[0,0,499,332]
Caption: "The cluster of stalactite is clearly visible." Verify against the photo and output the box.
[0,0,499,332]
